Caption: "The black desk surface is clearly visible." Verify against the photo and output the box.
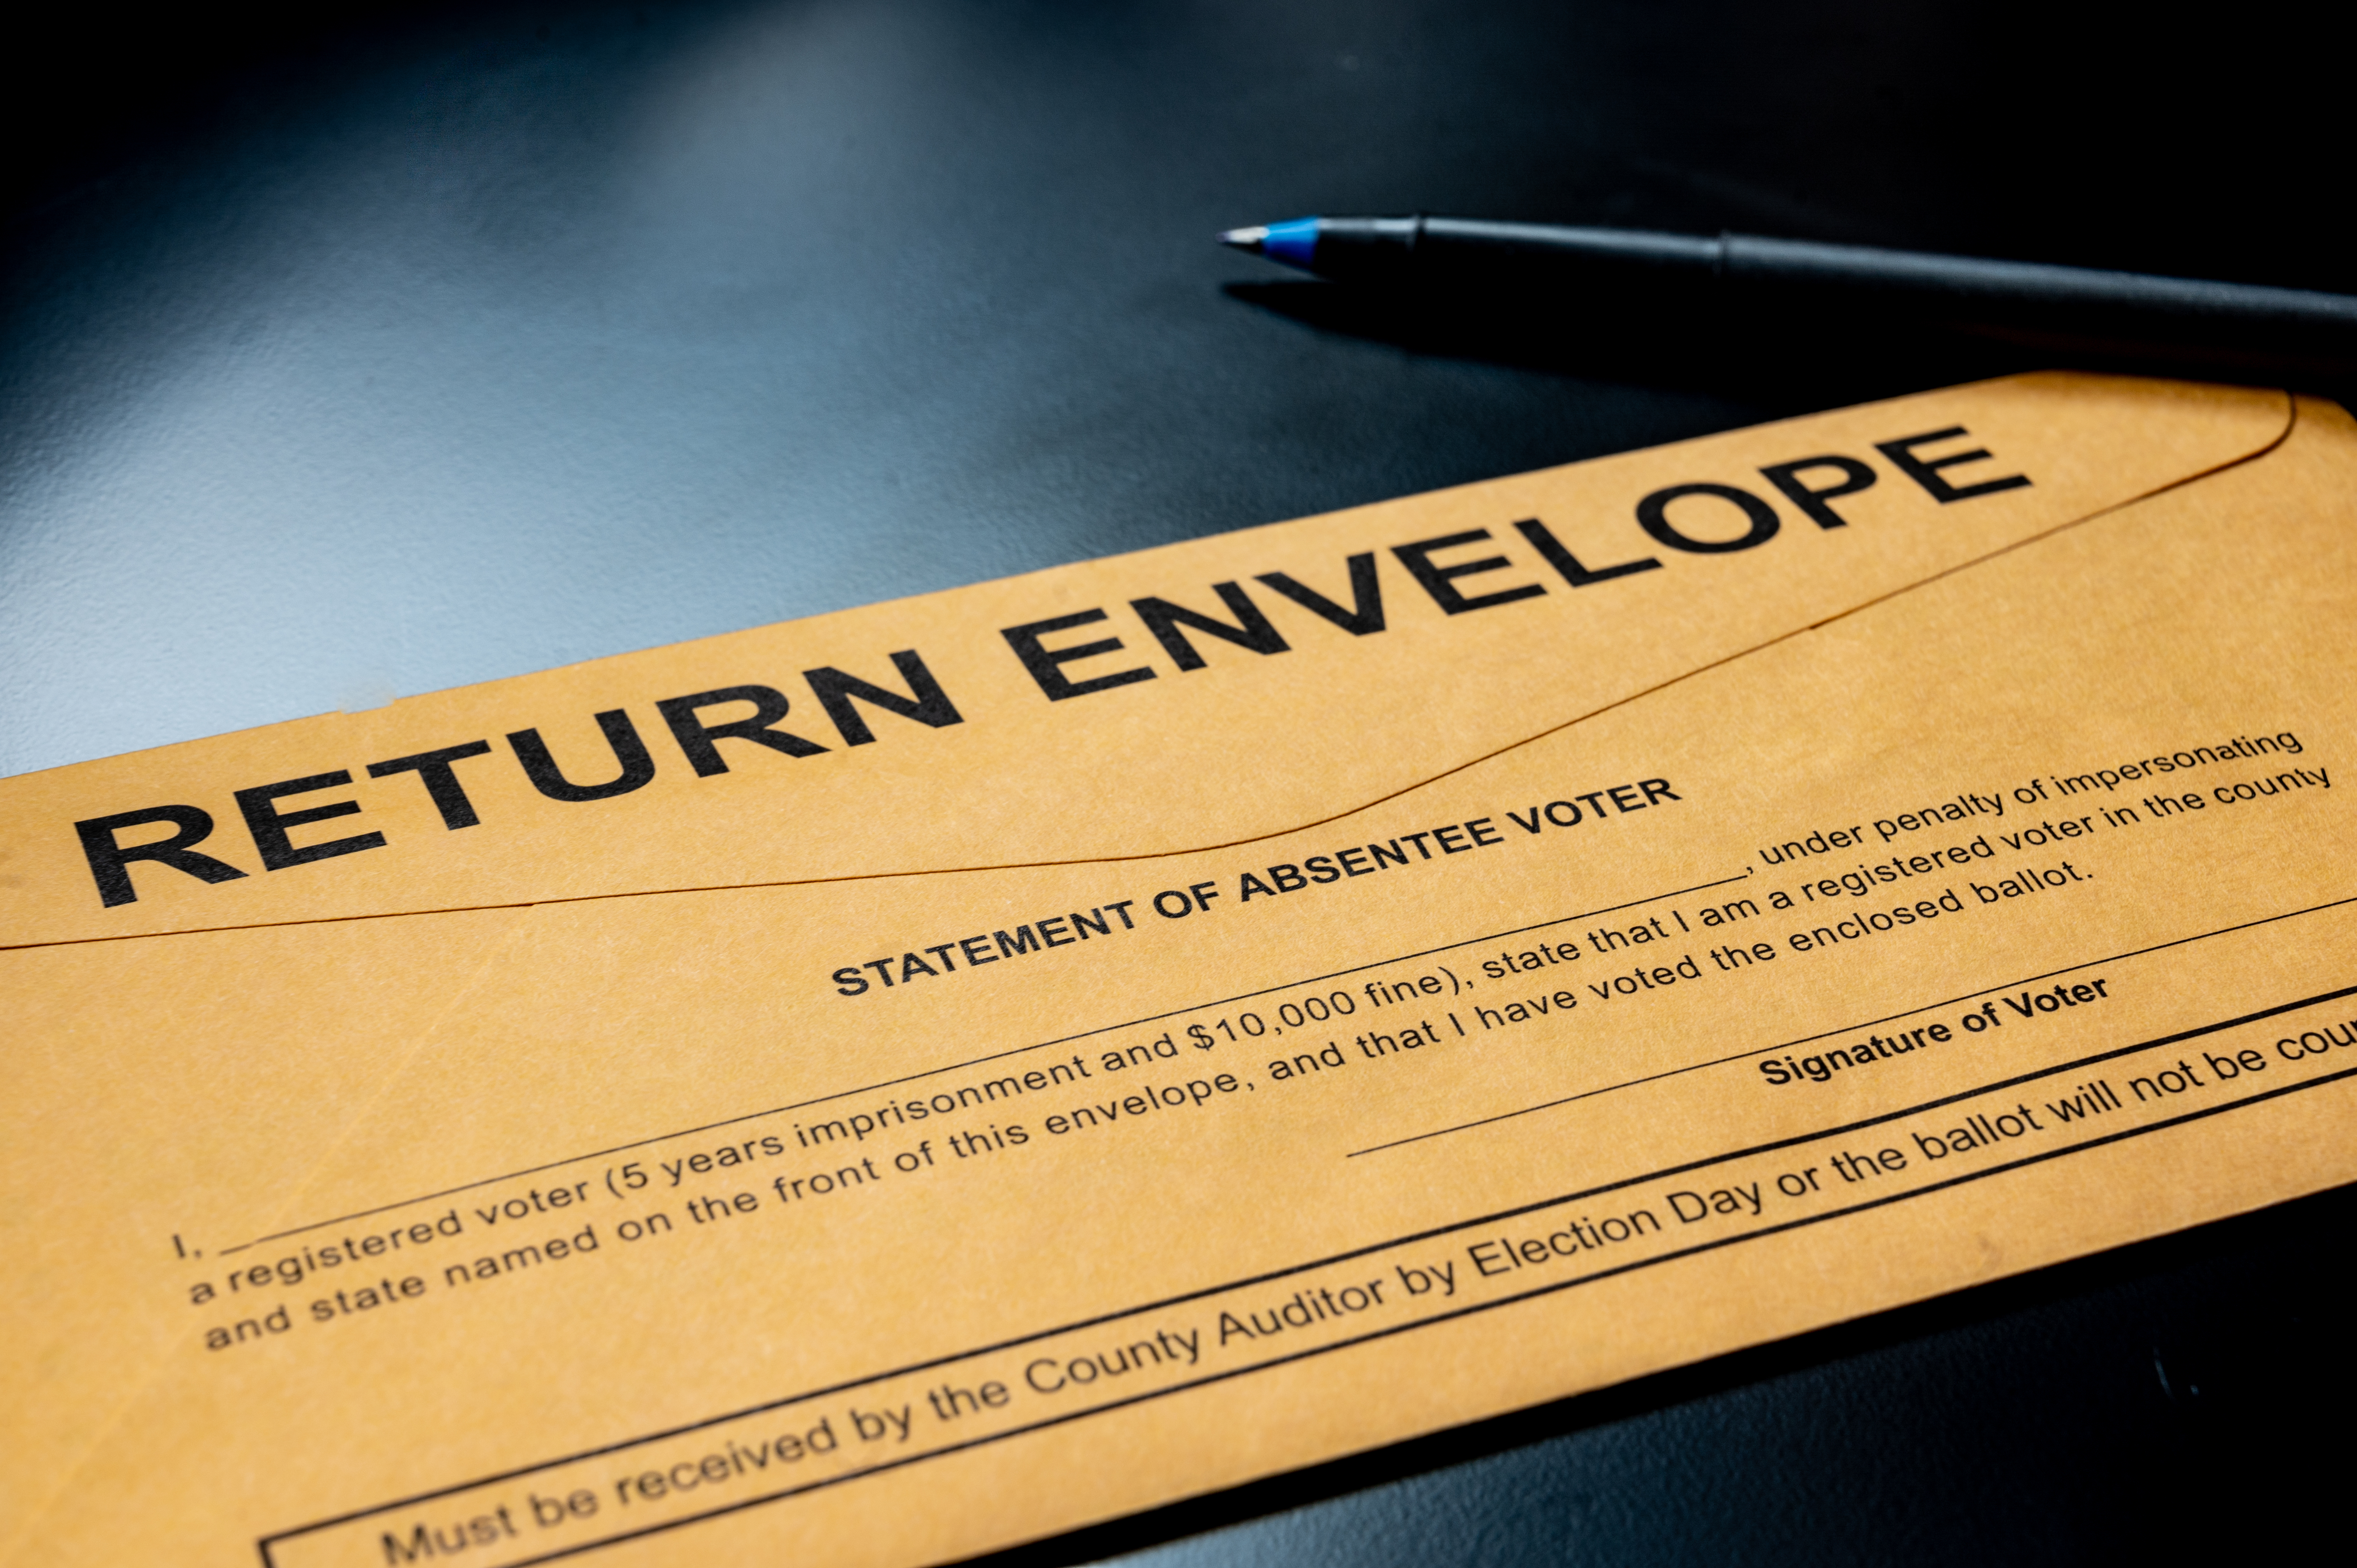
[5,3,2349,1561]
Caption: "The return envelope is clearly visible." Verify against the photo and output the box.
[3,375,2353,1568]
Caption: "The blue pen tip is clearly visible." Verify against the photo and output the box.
[1259,216,1322,269]
[1220,218,1323,268]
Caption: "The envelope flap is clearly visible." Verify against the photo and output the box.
[0,373,2290,946]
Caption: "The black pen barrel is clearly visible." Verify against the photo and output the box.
[1295,216,2357,373]
[1304,216,1721,288]
[1721,234,2357,360]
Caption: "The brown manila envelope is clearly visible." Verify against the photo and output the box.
[3,374,2351,1566]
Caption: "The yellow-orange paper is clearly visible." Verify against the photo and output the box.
[2,375,2350,1567]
